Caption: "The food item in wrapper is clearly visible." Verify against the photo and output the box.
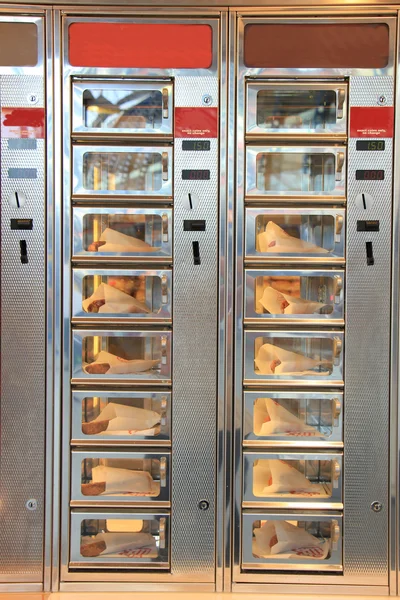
[88,227,158,253]
[259,285,332,315]
[255,398,318,436]
[255,459,323,495]
[258,221,329,254]
[255,343,331,376]
[84,350,160,375]
[81,532,157,558]
[82,402,161,436]
[83,283,150,314]
[81,465,155,496]
[253,520,329,559]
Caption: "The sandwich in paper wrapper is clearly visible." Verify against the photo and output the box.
[253,459,324,497]
[254,398,319,437]
[258,221,329,254]
[84,350,160,375]
[255,343,331,376]
[91,227,159,253]
[82,402,161,436]
[259,285,331,315]
[253,520,330,560]
[81,532,158,558]
[83,282,151,315]
[81,465,159,497]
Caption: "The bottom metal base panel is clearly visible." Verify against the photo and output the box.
[0,583,43,592]
[232,583,390,595]
[60,582,216,592]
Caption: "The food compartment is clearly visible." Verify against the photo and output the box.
[71,450,170,506]
[72,208,172,262]
[70,510,169,568]
[72,330,171,385]
[244,269,344,324]
[71,391,171,445]
[73,145,172,198]
[243,392,343,447]
[246,146,346,199]
[72,80,173,136]
[244,331,344,386]
[242,512,342,571]
[72,269,172,323]
[246,82,347,137]
[245,208,345,264]
[243,452,342,508]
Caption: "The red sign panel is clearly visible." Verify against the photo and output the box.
[69,23,213,69]
[1,107,45,138]
[350,106,394,138]
[175,107,218,138]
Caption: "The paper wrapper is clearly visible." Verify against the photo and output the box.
[82,282,150,314]
[84,350,160,375]
[255,343,330,376]
[92,402,161,434]
[259,285,331,315]
[81,532,158,558]
[254,459,324,496]
[99,227,158,253]
[253,520,330,560]
[258,221,329,254]
[255,398,319,437]
[91,465,159,496]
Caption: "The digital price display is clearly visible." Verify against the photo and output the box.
[355,170,385,181]
[182,169,210,180]
[182,140,211,151]
[356,140,386,151]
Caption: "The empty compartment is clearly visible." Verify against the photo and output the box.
[246,146,346,199]
[243,452,342,508]
[72,207,172,262]
[70,510,169,568]
[246,82,347,137]
[245,269,344,324]
[72,330,171,385]
[71,450,170,506]
[242,512,342,571]
[244,331,344,387]
[72,80,173,136]
[72,269,172,323]
[245,208,345,264]
[71,391,171,446]
[73,145,172,198]
[243,392,343,447]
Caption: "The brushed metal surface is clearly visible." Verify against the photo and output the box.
[0,68,45,578]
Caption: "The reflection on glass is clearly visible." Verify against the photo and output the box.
[255,275,334,315]
[254,337,334,376]
[82,275,162,315]
[82,336,162,375]
[255,215,335,254]
[83,152,162,191]
[256,153,335,193]
[80,518,160,558]
[252,519,333,560]
[83,89,164,130]
[256,90,337,131]
[252,458,334,498]
[81,458,162,497]
[82,213,162,254]
[253,397,334,439]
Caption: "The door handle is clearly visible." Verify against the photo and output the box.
[159,518,166,549]
[333,275,343,304]
[161,275,168,304]
[333,336,342,362]
[162,88,169,119]
[335,215,344,243]
[332,398,342,426]
[331,520,340,550]
[337,89,346,120]
[336,152,345,181]
[161,336,167,364]
[162,152,169,181]
[160,396,168,426]
[162,213,169,242]
[332,459,341,488]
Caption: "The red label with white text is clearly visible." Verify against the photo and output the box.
[350,106,394,138]
[175,107,218,138]
[1,107,45,139]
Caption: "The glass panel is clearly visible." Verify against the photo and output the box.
[82,213,163,254]
[83,88,164,130]
[256,90,337,132]
[81,396,166,438]
[254,275,335,316]
[254,336,334,376]
[80,517,161,559]
[82,336,163,376]
[244,23,389,69]
[252,519,334,560]
[82,275,162,315]
[81,458,162,498]
[83,152,162,192]
[255,215,335,254]
[252,458,335,499]
[256,152,335,193]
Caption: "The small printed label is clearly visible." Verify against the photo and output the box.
[350,106,394,138]
[1,107,45,139]
[175,107,218,138]
[8,168,37,179]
